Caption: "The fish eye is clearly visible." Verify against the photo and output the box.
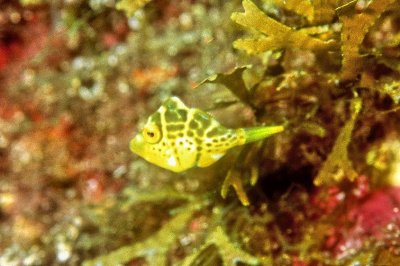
[142,123,161,144]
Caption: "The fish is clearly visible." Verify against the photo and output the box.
[129,97,284,172]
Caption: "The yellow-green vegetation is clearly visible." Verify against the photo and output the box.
[82,0,400,264]
[339,0,398,79]
[82,189,260,265]
[2,0,400,265]
[314,97,361,185]
[83,200,198,266]
[380,81,400,104]
[181,226,259,266]
[231,0,336,54]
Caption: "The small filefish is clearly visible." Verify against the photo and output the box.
[130,97,284,172]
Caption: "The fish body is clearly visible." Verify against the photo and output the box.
[129,97,284,172]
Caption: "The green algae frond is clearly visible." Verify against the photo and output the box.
[314,97,362,185]
[232,0,336,54]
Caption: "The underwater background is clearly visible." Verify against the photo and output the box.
[1,0,400,265]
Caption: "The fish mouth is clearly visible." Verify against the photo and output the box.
[129,134,144,156]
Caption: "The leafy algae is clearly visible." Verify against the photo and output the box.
[83,201,198,266]
[338,0,398,79]
[231,0,336,55]
[314,97,362,185]
[2,0,400,265]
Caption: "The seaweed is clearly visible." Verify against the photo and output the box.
[380,81,400,104]
[312,0,338,24]
[264,0,315,23]
[314,97,362,185]
[2,0,400,265]
[181,226,259,266]
[199,66,253,108]
[338,0,398,79]
[231,0,336,55]
[234,0,399,81]
[82,189,261,265]
[83,201,198,266]
[219,142,265,206]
